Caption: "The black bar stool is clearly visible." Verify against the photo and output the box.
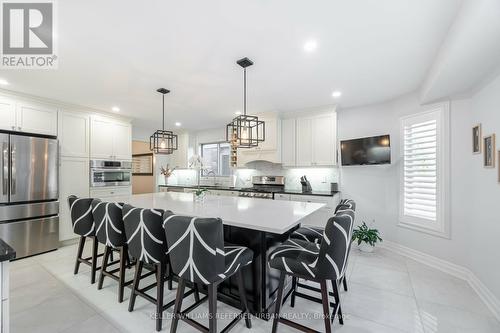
[269,210,355,333]
[92,199,133,303]
[163,212,253,333]
[290,199,356,294]
[122,204,197,332]
[68,195,102,284]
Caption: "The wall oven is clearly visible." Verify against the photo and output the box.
[90,160,132,187]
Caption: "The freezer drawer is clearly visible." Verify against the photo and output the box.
[0,216,58,259]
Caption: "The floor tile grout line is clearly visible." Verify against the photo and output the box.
[404,256,426,333]
[35,259,125,333]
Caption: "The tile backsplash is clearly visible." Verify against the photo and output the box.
[163,161,338,192]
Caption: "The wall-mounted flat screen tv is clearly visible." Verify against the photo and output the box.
[341,135,391,166]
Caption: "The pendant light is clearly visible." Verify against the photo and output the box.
[150,88,178,154]
[226,57,265,148]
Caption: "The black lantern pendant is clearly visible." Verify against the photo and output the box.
[150,88,178,154]
[226,57,265,148]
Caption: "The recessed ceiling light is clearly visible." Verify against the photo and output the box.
[175,122,181,127]
[0,79,9,85]
[332,91,342,98]
[111,106,120,112]
[235,110,242,115]
[303,40,318,52]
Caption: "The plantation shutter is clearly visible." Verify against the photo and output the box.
[403,118,438,221]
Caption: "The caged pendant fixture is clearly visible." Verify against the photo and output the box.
[150,88,178,154]
[226,57,265,148]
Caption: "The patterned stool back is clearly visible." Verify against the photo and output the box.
[92,199,126,248]
[162,212,225,284]
[335,199,356,213]
[316,211,354,280]
[68,195,95,237]
[122,204,168,264]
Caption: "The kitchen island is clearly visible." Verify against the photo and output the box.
[111,192,325,315]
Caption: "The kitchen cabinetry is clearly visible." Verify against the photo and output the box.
[279,193,340,228]
[0,97,58,136]
[90,186,132,199]
[16,102,58,136]
[90,116,132,160]
[59,157,89,241]
[169,132,189,168]
[58,111,89,157]
[0,97,16,131]
[237,112,281,166]
[281,111,337,167]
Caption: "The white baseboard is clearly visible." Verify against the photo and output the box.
[381,240,500,322]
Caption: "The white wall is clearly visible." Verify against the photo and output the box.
[338,76,500,301]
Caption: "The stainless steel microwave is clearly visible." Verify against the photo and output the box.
[90,159,132,187]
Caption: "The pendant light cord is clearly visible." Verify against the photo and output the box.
[162,93,165,131]
[243,67,246,116]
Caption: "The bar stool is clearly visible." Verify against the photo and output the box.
[92,199,133,303]
[68,195,101,284]
[290,199,356,292]
[269,211,354,333]
[123,204,196,332]
[163,212,253,333]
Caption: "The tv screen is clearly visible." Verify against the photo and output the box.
[341,135,391,166]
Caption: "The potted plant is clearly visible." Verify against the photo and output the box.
[352,222,382,253]
[193,188,208,203]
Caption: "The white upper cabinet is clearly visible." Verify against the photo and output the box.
[281,118,296,167]
[112,121,132,160]
[0,97,16,131]
[170,132,189,168]
[90,116,131,160]
[296,117,313,166]
[16,101,58,136]
[312,112,337,166]
[59,111,89,157]
[282,111,337,167]
[0,97,57,135]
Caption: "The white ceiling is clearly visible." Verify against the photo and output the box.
[1,0,462,131]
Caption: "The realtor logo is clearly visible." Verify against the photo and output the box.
[1,0,57,68]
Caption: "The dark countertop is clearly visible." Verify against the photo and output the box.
[0,239,16,262]
[276,190,340,197]
[159,184,339,197]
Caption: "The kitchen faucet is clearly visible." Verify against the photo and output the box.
[206,170,218,186]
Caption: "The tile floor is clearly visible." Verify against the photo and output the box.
[9,242,500,333]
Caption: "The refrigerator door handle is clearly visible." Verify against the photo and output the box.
[10,142,16,195]
[2,142,7,195]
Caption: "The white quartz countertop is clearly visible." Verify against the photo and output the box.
[111,192,325,234]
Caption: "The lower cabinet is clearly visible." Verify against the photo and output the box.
[274,193,340,228]
[59,157,89,241]
[89,186,132,199]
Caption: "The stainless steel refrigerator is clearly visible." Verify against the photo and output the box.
[0,132,59,258]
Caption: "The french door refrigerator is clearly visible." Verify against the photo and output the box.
[0,132,59,258]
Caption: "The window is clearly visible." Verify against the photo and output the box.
[201,142,231,176]
[399,103,450,238]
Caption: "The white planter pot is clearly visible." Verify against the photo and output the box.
[358,242,375,253]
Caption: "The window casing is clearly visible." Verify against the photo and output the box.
[200,142,231,176]
[399,103,450,238]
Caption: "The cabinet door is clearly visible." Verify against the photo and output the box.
[296,117,313,166]
[112,122,132,160]
[312,113,336,165]
[59,157,89,241]
[259,117,278,151]
[281,118,296,166]
[59,111,89,157]
[16,102,58,136]
[274,193,291,201]
[0,97,16,131]
[90,117,114,159]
